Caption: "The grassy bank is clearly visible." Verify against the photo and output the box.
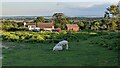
[2,31,119,66]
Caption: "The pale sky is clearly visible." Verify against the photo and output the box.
[1,0,119,3]
[0,0,120,16]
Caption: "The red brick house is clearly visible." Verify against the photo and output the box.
[66,24,79,31]
[55,28,61,32]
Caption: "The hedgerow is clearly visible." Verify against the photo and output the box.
[89,32,119,51]
[2,31,119,51]
[2,31,97,42]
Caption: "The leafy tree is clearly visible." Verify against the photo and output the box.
[54,23,61,28]
[2,20,18,31]
[94,21,100,26]
[109,21,117,30]
[117,1,120,17]
[104,11,110,18]
[34,16,45,23]
[77,21,84,30]
[52,13,65,24]
[52,13,65,20]
[17,22,24,27]
[36,16,45,22]
[34,16,45,26]
[103,4,118,31]
[107,5,119,17]
[52,13,69,29]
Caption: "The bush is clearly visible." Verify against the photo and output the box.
[2,31,93,43]
[2,31,119,51]
[89,32,119,51]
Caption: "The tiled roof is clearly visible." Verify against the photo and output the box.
[37,22,54,28]
[66,24,79,28]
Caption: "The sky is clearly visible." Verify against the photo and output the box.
[0,0,120,17]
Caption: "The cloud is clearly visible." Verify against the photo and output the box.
[1,2,111,16]
[54,2,110,16]
[2,2,59,16]
[56,2,109,10]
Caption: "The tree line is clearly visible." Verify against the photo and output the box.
[1,3,120,31]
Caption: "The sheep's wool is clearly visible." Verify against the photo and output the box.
[53,46,62,51]
[53,40,68,51]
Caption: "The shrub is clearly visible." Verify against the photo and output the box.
[2,31,119,52]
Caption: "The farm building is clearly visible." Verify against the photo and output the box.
[24,21,54,32]
[55,28,61,32]
[37,22,54,32]
[26,23,40,31]
[65,24,79,31]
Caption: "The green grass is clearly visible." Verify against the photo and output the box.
[2,36,118,66]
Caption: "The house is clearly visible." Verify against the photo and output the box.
[55,28,61,32]
[65,24,79,31]
[37,22,54,32]
[24,21,54,32]
[26,23,40,31]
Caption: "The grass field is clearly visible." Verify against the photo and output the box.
[2,34,118,66]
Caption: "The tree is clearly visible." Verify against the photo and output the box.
[52,13,69,29]
[103,3,120,30]
[107,5,119,17]
[52,13,69,24]
[2,20,18,30]
[91,21,100,30]
[77,21,84,30]
[34,16,45,23]
[108,20,117,30]
[52,13,65,20]
[117,1,120,17]
[52,13,66,24]
[94,21,100,26]
[104,11,110,18]
[34,16,45,26]
[17,22,24,27]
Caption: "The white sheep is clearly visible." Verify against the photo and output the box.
[53,40,68,51]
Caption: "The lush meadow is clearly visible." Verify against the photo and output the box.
[2,31,119,66]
